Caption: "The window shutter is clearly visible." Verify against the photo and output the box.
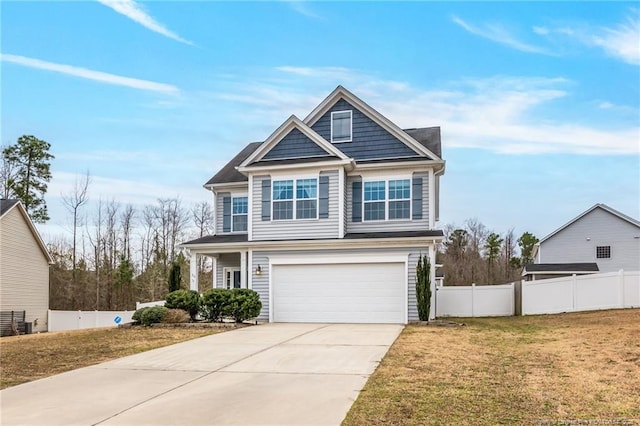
[261,179,271,221]
[352,180,362,222]
[412,176,423,220]
[222,196,231,232]
[319,176,330,219]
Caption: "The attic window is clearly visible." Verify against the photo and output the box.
[596,246,611,259]
[331,110,352,143]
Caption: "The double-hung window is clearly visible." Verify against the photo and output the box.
[388,180,411,219]
[364,181,386,221]
[363,179,411,221]
[232,196,248,232]
[331,110,352,143]
[273,178,318,220]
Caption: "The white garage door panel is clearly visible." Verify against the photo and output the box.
[272,262,405,323]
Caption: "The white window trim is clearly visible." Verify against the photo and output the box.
[222,267,241,289]
[271,177,319,221]
[331,110,352,143]
[362,178,412,222]
[231,195,248,233]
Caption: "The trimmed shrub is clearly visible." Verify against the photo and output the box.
[140,306,168,326]
[132,306,150,323]
[223,289,262,323]
[165,289,201,321]
[200,288,232,322]
[162,308,191,324]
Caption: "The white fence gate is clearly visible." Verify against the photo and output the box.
[48,310,135,332]
[522,270,640,315]
[436,283,515,317]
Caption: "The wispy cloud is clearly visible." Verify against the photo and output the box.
[539,9,640,65]
[211,67,639,155]
[452,15,551,55]
[1,53,179,94]
[97,0,192,45]
[286,1,322,19]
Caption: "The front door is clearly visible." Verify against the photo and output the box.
[224,268,241,289]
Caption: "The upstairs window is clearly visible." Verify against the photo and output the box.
[388,180,411,219]
[273,180,294,220]
[273,178,318,220]
[363,179,411,221]
[364,181,386,221]
[596,245,611,259]
[232,196,248,232]
[331,110,352,143]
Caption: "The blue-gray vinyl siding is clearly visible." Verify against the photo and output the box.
[538,207,640,272]
[311,99,420,160]
[250,247,431,322]
[261,128,331,160]
[251,170,340,241]
[346,172,430,233]
[215,191,249,235]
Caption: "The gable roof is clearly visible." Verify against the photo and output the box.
[0,199,19,216]
[0,199,54,263]
[404,127,442,159]
[304,85,443,163]
[239,115,349,169]
[539,203,640,244]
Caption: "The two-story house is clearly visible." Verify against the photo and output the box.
[182,86,445,323]
[524,203,640,280]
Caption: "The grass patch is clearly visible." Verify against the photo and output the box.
[0,327,224,389]
[343,309,640,426]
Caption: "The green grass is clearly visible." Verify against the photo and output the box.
[343,309,640,426]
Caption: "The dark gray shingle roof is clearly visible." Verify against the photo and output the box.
[182,234,249,245]
[523,263,600,273]
[0,199,19,216]
[205,142,262,186]
[403,127,442,159]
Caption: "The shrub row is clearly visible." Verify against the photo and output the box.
[132,288,262,326]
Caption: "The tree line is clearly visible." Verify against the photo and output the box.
[439,219,539,286]
[2,135,214,311]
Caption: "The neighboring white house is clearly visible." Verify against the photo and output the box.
[525,203,640,280]
[181,86,445,323]
[0,199,53,333]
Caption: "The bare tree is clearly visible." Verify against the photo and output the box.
[192,201,214,238]
[120,204,135,261]
[61,171,90,283]
[0,145,17,199]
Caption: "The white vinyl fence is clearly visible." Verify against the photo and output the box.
[436,283,515,317]
[522,270,640,315]
[48,310,135,332]
[135,300,165,309]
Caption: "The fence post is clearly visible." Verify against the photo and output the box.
[471,283,475,317]
[571,274,577,312]
[618,269,625,308]
[77,310,82,330]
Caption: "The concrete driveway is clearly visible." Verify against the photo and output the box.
[0,323,403,426]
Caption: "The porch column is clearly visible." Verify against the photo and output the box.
[212,256,218,289]
[190,251,198,291]
[240,251,247,288]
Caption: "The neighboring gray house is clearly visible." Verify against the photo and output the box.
[0,199,53,333]
[182,86,445,323]
[526,203,640,280]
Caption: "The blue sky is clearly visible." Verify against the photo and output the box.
[1,1,639,241]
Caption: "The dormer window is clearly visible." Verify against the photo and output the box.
[331,110,352,143]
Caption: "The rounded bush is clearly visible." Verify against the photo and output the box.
[223,289,262,323]
[140,306,168,326]
[200,288,231,322]
[132,306,150,323]
[165,289,201,321]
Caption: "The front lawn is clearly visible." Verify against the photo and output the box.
[343,309,640,425]
[0,327,224,389]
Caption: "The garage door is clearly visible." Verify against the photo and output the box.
[272,262,405,323]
